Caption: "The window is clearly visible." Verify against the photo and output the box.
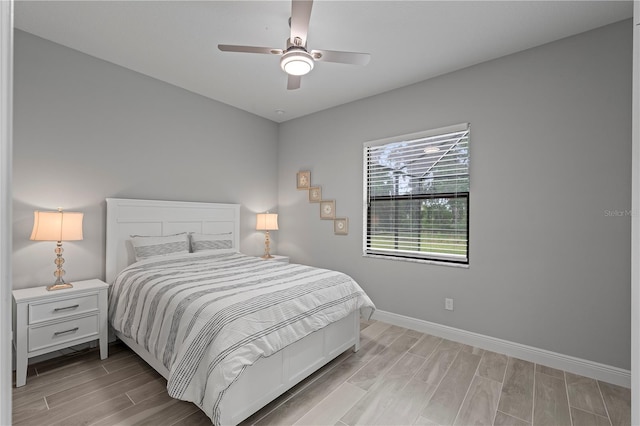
[364,123,469,264]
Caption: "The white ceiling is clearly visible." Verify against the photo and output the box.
[14,1,633,123]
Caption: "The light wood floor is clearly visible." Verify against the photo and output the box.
[13,319,631,426]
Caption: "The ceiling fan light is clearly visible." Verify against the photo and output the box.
[280,51,314,76]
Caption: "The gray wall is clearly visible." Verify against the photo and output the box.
[12,30,279,289]
[278,20,632,369]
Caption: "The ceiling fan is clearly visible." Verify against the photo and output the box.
[218,0,371,90]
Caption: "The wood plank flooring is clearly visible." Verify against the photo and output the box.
[12,319,631,425]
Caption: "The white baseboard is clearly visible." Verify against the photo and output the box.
[372,310,631,388]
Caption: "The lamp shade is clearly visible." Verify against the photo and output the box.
[30,210,84,241]
[256,213,279,231]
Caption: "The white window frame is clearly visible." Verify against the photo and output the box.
[362,123,470,265]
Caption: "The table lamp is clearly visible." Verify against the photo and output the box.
[30,208,84,290]
[256,212,278,259]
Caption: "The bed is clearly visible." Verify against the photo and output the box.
[105,198,375,425]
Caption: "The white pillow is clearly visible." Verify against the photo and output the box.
[130,233,190,261]
[190,232,233,252]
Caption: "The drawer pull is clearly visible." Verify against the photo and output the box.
[54,304,80,312]
[54,327,79,336]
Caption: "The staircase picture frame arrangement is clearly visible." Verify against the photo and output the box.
[297,171,348,235]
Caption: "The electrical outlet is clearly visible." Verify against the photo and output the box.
[445,298,454,311]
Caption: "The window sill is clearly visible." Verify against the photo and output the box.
[362,253,469,269]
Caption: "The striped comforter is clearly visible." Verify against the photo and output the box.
[108,251,375,424]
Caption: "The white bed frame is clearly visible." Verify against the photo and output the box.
[105,198,360,425]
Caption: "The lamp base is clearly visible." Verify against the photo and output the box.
[46,282,73,291]
[48,241,73,290]
[261,230,274,260]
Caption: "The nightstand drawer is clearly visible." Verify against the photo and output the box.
[29,294,99,324]
[28,314,99,352]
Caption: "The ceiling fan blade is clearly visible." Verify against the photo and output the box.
[311,49,371,66]
[287,75,301,90]
[218,44,283,55]
[290,0,313,46]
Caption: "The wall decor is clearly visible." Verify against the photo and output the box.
[320,200,335,220]
[308,186,322,203]
[334,218,348,235]
[296,171,311,190]
[296,170,347,235]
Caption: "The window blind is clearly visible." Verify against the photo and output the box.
[364,124,470,264]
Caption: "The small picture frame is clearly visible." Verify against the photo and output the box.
[297,171,311,190]
[308,186,322,203]
[320,200,335,220]
[334,218,348,235]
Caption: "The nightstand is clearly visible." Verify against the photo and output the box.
[12,279,109,387]
[260,255,289,264]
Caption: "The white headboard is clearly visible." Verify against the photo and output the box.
[105,198,241,284]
